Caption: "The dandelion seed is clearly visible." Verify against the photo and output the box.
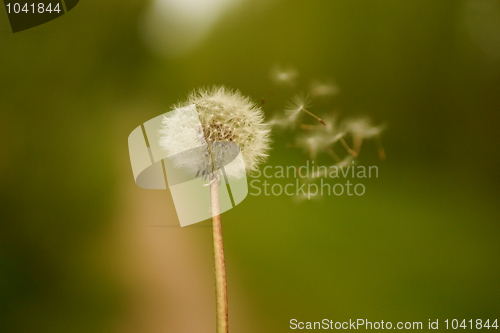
[296,129,344,160]
[300,122,338,132]
[268,115,295,129]
[295,134,322,160]
[285,93,329,126]
[344,117,385,139]
[317,115,344,136]
[270,65,299,86]
[285,93,312,119]
[339,136,358,157]
[310,80,339,98]
[343,117,385,156]
[293,113,349,160]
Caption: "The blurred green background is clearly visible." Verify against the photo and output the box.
[1,0,499,332]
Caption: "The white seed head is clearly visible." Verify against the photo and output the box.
[159,86,271,178]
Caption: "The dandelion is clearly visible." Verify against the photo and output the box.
[159,86,271,333]
[270,65,299,86]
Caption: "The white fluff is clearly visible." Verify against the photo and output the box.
[159,86,271,179]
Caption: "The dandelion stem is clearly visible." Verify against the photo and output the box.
[210,179,229,333]
[301,108,327,126]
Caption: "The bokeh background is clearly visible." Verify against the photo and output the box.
[1,0,499,332]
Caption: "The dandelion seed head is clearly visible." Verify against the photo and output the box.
[159,86,271,178]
